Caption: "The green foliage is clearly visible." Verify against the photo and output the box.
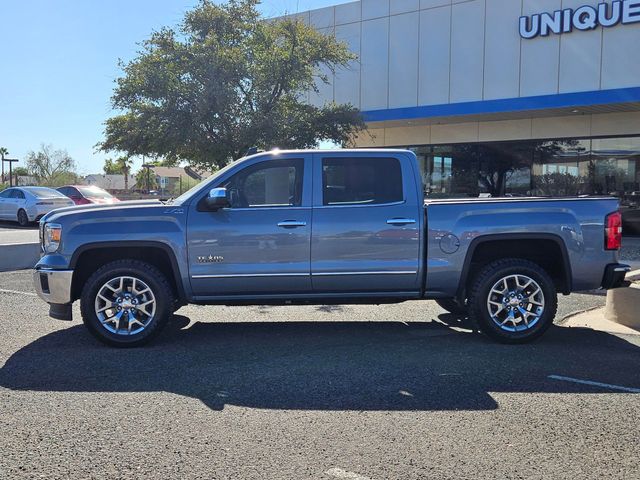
[12,167,29,176]
[103,156,133,175]
[100,0,365,169]
[103,156,133,189]
[25,144,79,187]
[135,168,159,191]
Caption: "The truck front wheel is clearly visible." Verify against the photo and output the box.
[468,258,557,344]
[80,259,175,347]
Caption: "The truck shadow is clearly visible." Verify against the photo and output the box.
[1,316,639,412]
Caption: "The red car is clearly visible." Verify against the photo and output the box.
[57,185,120,205]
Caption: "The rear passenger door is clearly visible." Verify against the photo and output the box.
[311,153,421,293]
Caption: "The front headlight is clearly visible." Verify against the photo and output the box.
[43,223,62,253]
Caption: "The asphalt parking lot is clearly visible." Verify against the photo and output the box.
[0,270,639,479]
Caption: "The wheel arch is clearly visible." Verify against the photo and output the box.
[70,241,187,304]
[456,233,572,303]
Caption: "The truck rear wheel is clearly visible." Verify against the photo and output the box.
[468,258,557,344]
[80,259,174,347]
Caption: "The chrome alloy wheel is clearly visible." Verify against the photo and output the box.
[486,274,545,332]
[94,276,156,335]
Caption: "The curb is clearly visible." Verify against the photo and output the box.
[0,243,40,272]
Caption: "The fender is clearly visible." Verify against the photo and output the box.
[69,240,188,304]
[456,233,573,301]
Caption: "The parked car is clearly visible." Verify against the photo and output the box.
[0,186,74,226]
[33,149,630,347]
[57,185,119,205]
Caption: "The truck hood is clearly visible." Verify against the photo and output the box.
[40,200,165,224]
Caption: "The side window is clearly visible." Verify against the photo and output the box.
[58,187,70,196]
[11,190,25,199]
[223,159,304,208]
[0,189,13,198]
[322,157,404,206]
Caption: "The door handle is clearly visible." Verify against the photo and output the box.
[387,218,416,226]
[277,220,307,228]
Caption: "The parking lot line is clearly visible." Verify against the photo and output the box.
[548,375,640,393]
[325,467,374,480]
[0,288,37,297]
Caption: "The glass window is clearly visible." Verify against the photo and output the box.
[25,187,67,198]
[0,189,13,198]
[78,186,113,199]
[223,158,304,208]
[11,190,25,199]
[322,157,403,206]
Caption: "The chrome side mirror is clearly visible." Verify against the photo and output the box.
[205,187,229,210]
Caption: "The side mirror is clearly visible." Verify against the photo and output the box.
[205,187,229,210]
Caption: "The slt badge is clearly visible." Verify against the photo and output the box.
[197,255,224,263]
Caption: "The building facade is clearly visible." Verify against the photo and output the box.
[292,0,640,219]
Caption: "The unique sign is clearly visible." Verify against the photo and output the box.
[520,1,640,39]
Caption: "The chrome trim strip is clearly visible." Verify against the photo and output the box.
[192,273,310,279]
[192,271,418,279]
[314,200,406,209]
[312,271,417,276]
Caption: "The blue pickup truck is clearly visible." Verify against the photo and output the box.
[33,149,630,346]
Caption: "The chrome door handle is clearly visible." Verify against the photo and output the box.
[387,218,416,226]
[277,220,307,228]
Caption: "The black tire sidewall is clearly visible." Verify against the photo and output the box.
[80,261,173,347]
[17,209,28,227]
[470,260,557,344]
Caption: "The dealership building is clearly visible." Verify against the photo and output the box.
[290,0,640,202]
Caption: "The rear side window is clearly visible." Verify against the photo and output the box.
[11,190,25,199]
[322,157,403,206]
[26,187,66,198]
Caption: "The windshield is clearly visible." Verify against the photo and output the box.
[26,187,67,198]
[78,186,113,199]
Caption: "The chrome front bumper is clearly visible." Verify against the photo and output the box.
[33,269,74,305]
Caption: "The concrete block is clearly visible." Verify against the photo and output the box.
[0,243,40,272]
[604,282,640,332]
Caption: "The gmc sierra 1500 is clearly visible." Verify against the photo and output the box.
[33,149,630,346]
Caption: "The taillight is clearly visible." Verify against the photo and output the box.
[605,211,622,250]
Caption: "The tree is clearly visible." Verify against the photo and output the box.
[99,0,365,170]
[25,144,79,187]
[103,156,133,189]
[0,147,8,181]
[135,167,158,191]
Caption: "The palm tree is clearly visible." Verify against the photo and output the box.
[0,147,8,182]
[115,156,133,190]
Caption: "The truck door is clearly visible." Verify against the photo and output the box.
[311,153,421,293]
[188,154,312,296]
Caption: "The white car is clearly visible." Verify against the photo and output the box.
[0,187,74,226]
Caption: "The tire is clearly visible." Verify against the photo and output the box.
[17,209,29,227]
[435,298,468,315]
[468,258,557,344]
[80,259,175,347]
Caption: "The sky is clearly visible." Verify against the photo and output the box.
[0,0,343,175]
